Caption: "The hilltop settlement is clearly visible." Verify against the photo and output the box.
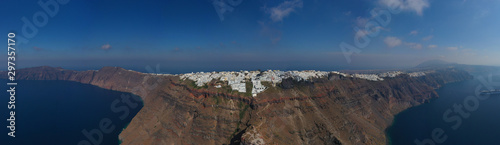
[175,70,431,97]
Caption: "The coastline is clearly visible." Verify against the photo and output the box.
[2,66,474,145]
[384,77,481,144]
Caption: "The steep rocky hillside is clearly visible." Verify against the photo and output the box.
[0,66,472,145]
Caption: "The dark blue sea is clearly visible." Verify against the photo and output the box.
[0,79,143,145]
[387,71,500,145]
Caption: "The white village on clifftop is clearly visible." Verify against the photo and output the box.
[170,70,433,97]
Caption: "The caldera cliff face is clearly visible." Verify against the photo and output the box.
[1,66,472,145]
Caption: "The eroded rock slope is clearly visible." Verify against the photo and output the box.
[1,66,472,145]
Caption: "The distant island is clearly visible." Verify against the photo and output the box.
[2,62,485,145]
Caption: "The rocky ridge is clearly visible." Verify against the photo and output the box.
[0,66,473,145]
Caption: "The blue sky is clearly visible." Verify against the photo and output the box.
[2,0,499,73]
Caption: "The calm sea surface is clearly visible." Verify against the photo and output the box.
[1,79,143,145]
[388,71,500,145]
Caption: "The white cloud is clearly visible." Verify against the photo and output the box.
[267,0,303,22]
[356,17,370,27]
[101,44,111,50]
[422,35,433,41]
[405,42,422,49]
[355,30,368,39]
[353,17,384,39]
[409,30,418,35]
[355,29,379,39]
[384,36,402,48]
[447,46,458,51]
[379,0,430,16]
[428,44,437,48]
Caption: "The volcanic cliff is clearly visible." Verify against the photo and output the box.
[1,66,472,145]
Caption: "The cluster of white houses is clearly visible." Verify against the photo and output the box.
[179,70,431,97]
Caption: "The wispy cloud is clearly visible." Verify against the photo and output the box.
[384,36,402,48]
[171,47,182,53]
[379,0,430,16]
[267,0,303,22]
[447,46,458,51]
[461,48,476,56]
[428,44,437,48]
[33,46,43,51]
[344,11,352,16]
[383,36,426,50]
[409,30,418,35]
[422,35,433,41]
[258,21,282,44]
[356,17,370,27]
[405,42,423,49]
[355,29,369,39]
[473,9,489,21]
[354,17,384,39]
[101,43,111,50]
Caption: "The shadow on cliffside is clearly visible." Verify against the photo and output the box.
[229,127,248,145]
